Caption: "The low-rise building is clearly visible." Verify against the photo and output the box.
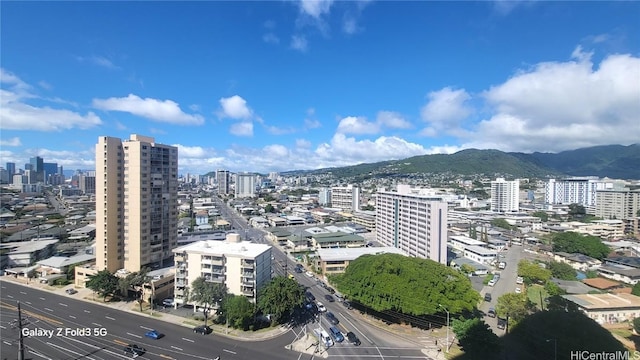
[462,245,497,265]
[310,232,367,249]
[553,252,602,271]
[562,293,640,324]
[316,247,408,275]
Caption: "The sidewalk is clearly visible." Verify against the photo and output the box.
[1,275,289,341]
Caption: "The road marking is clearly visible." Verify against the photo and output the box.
[25,301,31,305]
[92,322,102,327]
[140,325,154,330]
[159,355,174,359]
[126,332,142,338]
[20,291,27,294]
[182,337,194,343]
[3,341,12,346]
[7,295,13,298]
[69,315,76,319]
[114,339,129,346]
[44,308,53,312]
[40,297,46,300]
[59,303,68,307]
[0,325,5,329]
[28,350,51,359]
[105,316,115,320]
[171,346,183,351]
[46,342,98,360]
[338,312,373,344]
[84,310,91,313]
[223,349,237,354]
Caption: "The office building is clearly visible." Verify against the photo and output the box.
[95,134,178,273]
[375,185,448,264]
[331,185,360,211]
[79,171,96,195]
[29,156,44,183]
[217,169,230,195]
[235,172,255,198]
[595,189,640,220]
[490,178,520,212]
[6,162,15,181]
[173,234,272,306]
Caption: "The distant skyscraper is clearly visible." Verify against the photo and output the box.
[43,162,59,185]
[545,177,622,208]
[235,172,256,198]
[29,156,44,183]
[331,185,360,211]
[318,188,331,206]
[217,169,230,195]
[96,134,178,272]
[490,178,520,212]
[6,162,15,180]
[376,185,448,264]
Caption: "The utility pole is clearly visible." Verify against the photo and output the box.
[17,301,25,360]
[438,304,450,353]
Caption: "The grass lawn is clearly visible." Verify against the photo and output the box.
[527,284,549,310]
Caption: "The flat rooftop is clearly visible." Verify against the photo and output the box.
[563,293,640,310]
[174,240,271,258]
[317,247,408,262]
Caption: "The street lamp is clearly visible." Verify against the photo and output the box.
[438,304,450,353]
[546,338,557,360]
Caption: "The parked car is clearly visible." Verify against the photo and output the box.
[305,271,314,277]
[193,325,212,335]
[515,287,522,294]
[124,344,145,357]
[346,331,361,346]
[294,267,303,273]
[488,279,497,287]
[162,298,174,307]
[316,302,327,312]
[144,329,162,339]
[487,308,496,318]
[324,294,335,302]
[342,300,353,310]
[65,288,78,295]
[326,312,339,325]
[484,293,492,302]
[497,317,507,330]
[516,276,524,285]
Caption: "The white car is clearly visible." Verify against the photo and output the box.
[488,279,496,287]
[516,276,524,285]
[316,301,327,312]
[515,287,522,294]
[305,271,314,278]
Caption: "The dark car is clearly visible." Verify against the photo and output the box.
[487,308,496,318]
[497,317,507,330]
[294,267,303,273]
[305,291,316,301]
[342,300,353,310]
[325,311,339,325]
[124,344,145,357]
[346,331,361,346]
[327,287,335,294]
[65,288,78,295]
[484,293,492,302]
[324,294,335,302]
[193,325,212,335]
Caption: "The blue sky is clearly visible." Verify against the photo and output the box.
[1,1,639,175]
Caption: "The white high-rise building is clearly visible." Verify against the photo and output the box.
[318,188,331,206]
[216,169,230,195]
[545,178,622,208]
[595,189,640,220]
[490,178,520,212]
[331,185,360,211]
[235,172,256,198]
[96,134,178,272]
[375,185,448,264]
[173,234,272,305]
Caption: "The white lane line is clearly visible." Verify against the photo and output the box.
[339,312,373,344]
[3,341,12,346]
[28,350,51,359]
[105,316,115,320]
[25,301,31,305]
[182,337,194,343]
[223,349,237,354]
[171,346,183,351]
[46,342,98,360]
[59,303,68,307]
[40,297,46,300]
[92,322,102,327]
[126,332,142,338]
[0,325,6,329]
[69,315,76,319]
[7,295,13,298]
[44,308,53,312]
[84,310,91,313]
[20,291,27,294]
[140,325,153,330]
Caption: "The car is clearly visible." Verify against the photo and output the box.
[124,344,145,357]
[327,287,336,294]
[488,279,496,287]
[342,300,353,310]
[325,312,339,325]
[305,271,314,277]
[144,329,162,339]
[516,276,524,285]
[324,294,335,302]
[162,298,174,307]
[487,308,496,318]
[497,317,507,330]
[294,267,303,273]
[305,291,316,301]
[346,331,361,346]
[329,326,344,342]
[65,288,78,295]
[484,293,492,302]
[515,287,522,294]
[193,325,212,335]
[316,301,327,312]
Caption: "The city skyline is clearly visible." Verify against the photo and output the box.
[1,1,639,175]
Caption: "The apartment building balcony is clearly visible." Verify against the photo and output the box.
[241,288,255,296]
[241,260,255,269]
[242,279,255,286]
[204,274,225,283]
[175,272,187,280]
[176,280,187,287]
[174,288,184,296]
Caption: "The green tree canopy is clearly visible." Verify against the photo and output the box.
[452,317,501,356]
[332,253,480,315]
[532,211,549,222]
[634,318,640,334]
[547,261,577,281]
[552,232,611,260]
[190,277,227,315]
[221,294,255,331]
[632,282,640,297]
[517,260,551,285]
[86,269,119,301]
[490,218,514,231]
[495,293,533,325]
[256,276,305,324]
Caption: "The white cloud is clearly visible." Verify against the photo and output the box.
[2,96,102,131]
[291,35,308,52]
[467,51,640,152]
[265,125,296,135]
[0,137,22,146]
[296,139,312,149]
[230,121,253,137]
[76,55,119,70]
[342,17,358,35]
[92,94,204,125]
[219,95,253,120]
[336,116,379,135]
[420,87,472,130]
[376,111,412,129]
[304,118,321,129]
[299,0,334,18]
[263,144,289,158]
[38,81,52,90]
[174,144,207,158]
[263,33,280,44]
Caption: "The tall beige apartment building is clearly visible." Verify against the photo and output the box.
[96,134,178,272]
[376,185,448,265]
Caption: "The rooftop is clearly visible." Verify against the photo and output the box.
[562,293,640,310]
[174,240,271,258]
[317,247,408,262]
[582,277,621,290]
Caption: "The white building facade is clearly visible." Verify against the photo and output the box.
[545,177,622,208]
[490,178,520,212]
[331,185,360,211]
[235,173,256,198]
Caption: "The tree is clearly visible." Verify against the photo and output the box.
[332,253,480,315]
[568,203,586,217]
[491,218,514,231]
[532,211,549,222]
[547,261,577,281]
[495,293,533,326]
[86,270,119,302]
[190,277,227,325]
[452,317,501,356]
[544,281,566,297]
[633,318,640,334]
[221,294,255,330]
[632,283,640,297]
[517,260,551,285]
[264,204,275,213]
[552,232,611,260]
[460,264,475,276]
[66,264,76,280]
[256,276,305,325]
[118,268,151,311]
